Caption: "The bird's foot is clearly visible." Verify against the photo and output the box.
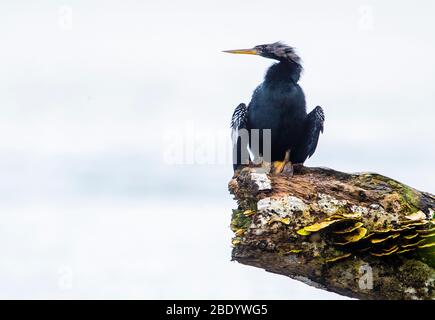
[271,160,293,176]
[271,150,293,176]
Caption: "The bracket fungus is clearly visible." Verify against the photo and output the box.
[229,166,435,299]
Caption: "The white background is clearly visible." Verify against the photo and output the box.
[0,0,434,299]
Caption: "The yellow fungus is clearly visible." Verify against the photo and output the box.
[268,216,290,225]
[373,227,395,233]
[234,229,246,237]
[304,220,339,232]
[342,212,362,219]
[391,227,412,232]
[370,233,400,244]
[285,249,302,254]
[334,227,367,245]
[418,242,435,249]
[403,233,419,240]
[326,253,351,263]
[397,248,414,254]
[401,239,425,248]
[382,245,399,253]
[420,232,435,238]
[328,214,345,220]
[243,209,255,216]
[416,227,435,234]
[231,238,241,246]
[334,222,364,234]
[371,247,399,256]
[280,217,290,225]
[400,221,429,227]
[297,229,311,236]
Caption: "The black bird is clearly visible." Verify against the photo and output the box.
[225,42,325,173]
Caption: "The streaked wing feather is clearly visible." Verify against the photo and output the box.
[231,103,248,130]
[305,106,325,158]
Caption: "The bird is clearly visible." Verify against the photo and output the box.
[224,42,325,173]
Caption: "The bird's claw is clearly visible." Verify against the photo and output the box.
[271,160,293,176]
[271,150,293,176]
[249,150,294,176]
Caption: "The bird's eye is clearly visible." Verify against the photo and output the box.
[257,45,266,52]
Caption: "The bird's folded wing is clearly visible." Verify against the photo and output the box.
[305,106,325,159]
[231,103,248,130]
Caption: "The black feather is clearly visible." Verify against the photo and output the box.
[231,103,250,171]
[231,103,248,129]
[304,106,325,159]
[229,42,325,169]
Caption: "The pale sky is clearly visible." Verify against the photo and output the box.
[0,0,433,299]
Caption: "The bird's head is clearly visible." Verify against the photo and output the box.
[223,42,301,65]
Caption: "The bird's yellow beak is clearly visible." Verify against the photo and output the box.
[222,48,258,55]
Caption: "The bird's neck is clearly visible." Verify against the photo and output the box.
[264,61,302,85]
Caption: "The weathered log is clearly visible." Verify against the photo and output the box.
[228,165,435,300]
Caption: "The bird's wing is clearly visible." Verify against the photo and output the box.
[231,102,249,142]
[231,103,250,170]
[304,106,325,159]
[231,103,249,130]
